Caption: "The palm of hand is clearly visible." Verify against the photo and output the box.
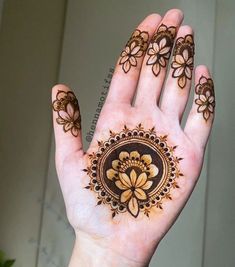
[52,9,215,266]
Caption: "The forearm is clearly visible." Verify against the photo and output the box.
[68,231,149,267]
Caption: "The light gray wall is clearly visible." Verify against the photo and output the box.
[0,0,234,267]
[0,0,66,266]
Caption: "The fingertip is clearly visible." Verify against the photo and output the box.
[165,8,184,21]
[144,13,162,21]
[195,65,211,78]
[52,84,71,99]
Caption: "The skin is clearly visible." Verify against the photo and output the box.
[52,9,215,267]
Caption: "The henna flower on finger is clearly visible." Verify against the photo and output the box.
[119,29,149,73]
[147,24,176,77]
[53,90,81,137]
[195,76,215,121]
[115,170,153,217]
[171,35,194,89]
[57,103,81,136]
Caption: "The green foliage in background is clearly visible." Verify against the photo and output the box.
[0,251,15,267]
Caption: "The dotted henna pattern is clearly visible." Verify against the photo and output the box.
[84,124,183,218]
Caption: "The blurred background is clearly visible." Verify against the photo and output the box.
[0,0,234,266]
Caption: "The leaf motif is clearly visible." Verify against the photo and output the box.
[97,200,102,205]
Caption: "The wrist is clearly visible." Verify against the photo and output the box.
[68,231,148,267]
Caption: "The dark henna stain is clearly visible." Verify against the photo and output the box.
[52,90,81,137]
[195,76,215,121]
[85,124,182,218]
[119,29,149,73]
[146,24,176,77]
[171,34,195,89]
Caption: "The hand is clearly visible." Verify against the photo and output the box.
[52,9,215,267]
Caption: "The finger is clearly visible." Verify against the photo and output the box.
[161,26,195,120]
[105,13,162,105]
[135,9,184,107]
[52,84,84,165]
[184,65,215,149]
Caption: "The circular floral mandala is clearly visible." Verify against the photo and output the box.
[85,124,183,218]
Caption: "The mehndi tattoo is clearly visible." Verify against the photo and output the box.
[85,124,183,218]
[195,76,215,121]
[171,34,195,89]
[52,90,81,137]
[146,24,176,77]
[119,29,149,73]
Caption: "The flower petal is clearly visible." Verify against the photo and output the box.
[159,38,167,49]
[119,172,132,187]
[57,91,67,100]
[185,66,192,79]
[198,104,207,112]
[159,56,167,67]
[131,45,141,55]
[160,46,171,55]
[187,57,193,65]
[73,110,79,121]
[148,47,156,55]
[182,49,189,61]
[66,103,75,118]
[71,127,79,137]
[204,110,210,120]
[120,55,129,64]
[120,189,132,202]
[123,60,131,73]
[206,90,211,98]
[147,54,157,65]
[129,56,137,66]
[112,160,120,171]
[171,61,182,69]
[141,154,152,165]
[134,188,147,200]
[116,180,129,190]
[199,95,207,102]
[173,66,184,77]
[175,54,185,64]
[135,172,147,187]
[130,151,140,159]
[53,101,61,111]
[152,42,160,53]
[106,169,118,180]
[130,41,137,50]
[208,96,215,103]
[178,76,186,88]
[130,169,137,185]
[56,117,65,124]
[135,50,143,57]
[128,197,139,217]
[64,122,73,132]
[119,151,129,161]
[208,104,214,112]
[152,63,160,76]
[59,110,71,121]
[141,180,153,190]
[148,164,159,178]
[195,99,203,105]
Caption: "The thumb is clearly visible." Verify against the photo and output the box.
[52,84,84,166]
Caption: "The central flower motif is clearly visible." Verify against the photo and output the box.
[115,170,153,217]
[106,150,159,217]
[106,150,159,181]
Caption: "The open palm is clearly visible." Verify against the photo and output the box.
[52,9,215,267]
